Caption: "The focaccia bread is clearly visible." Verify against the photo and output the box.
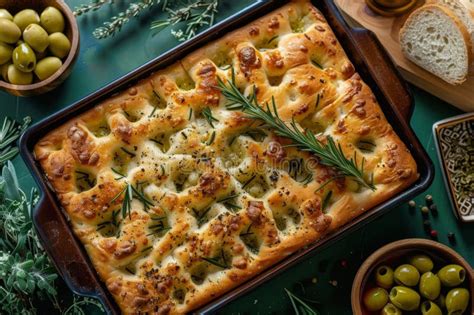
[34,1,418,314]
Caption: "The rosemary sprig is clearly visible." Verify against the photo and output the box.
[218,194,241,211]
[0,117,31,165]
[192,206,212,226]
[73,0,110,16]
[111,167,126,180]
[201,249,229,269]
[151,0,219,41]
[93,0,157,39]
[110,182,154,220]
[207,130,216,145]
[217,77,375,190]
[147,218,171,236]
[285,288,320,315]
[322,190,332,212]
[202,107,219,128]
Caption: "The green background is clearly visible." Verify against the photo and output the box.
[0,1,472,314]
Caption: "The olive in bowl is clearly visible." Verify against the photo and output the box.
[352,239,473,315]
[0,0,79,96]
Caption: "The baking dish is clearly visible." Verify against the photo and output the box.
[20,0,434,313]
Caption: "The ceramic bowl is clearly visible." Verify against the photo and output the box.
[352,239,474,314]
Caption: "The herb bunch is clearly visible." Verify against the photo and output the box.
[217,77,375,190]
[74,0,220,41]
[0,116,31,166]
[0,116,104,314]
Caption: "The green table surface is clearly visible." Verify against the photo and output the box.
[1,1,472,314]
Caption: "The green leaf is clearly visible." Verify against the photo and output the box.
[2,161,21,201]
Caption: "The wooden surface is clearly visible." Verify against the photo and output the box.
[336,0,474,112]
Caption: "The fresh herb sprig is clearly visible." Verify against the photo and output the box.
[217,78,375,190]
[150,0,219,41]
[73,0,110,16]
[75,0,220,41]
[110,182,154,220]
[285,288,320,315]
[202,107,219,128]
[0,161,105,314]
[0,117,31,165]
[92,0,157,39]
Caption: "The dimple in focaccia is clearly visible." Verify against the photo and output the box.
[34,1,418,314]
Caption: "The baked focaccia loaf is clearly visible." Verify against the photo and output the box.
[34,1,418,313]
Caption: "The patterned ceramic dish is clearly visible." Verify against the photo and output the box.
[433,112,474,222]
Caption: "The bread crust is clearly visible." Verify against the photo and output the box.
[400,3,473,84]
[34,1,418,314]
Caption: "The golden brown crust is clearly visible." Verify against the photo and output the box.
[34,1,418,314]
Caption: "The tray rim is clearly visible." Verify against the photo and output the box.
[432,112,474,223]
[19,0,435,313]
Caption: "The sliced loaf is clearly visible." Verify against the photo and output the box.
[428,0,474,55]
[399,4,472,85]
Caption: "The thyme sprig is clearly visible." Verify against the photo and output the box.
[217,77,375,190]
[0,117,31,165]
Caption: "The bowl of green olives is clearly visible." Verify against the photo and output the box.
[0,0,79,96]
[352,239,473,315]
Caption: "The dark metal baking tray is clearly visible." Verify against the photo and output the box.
[20,0,434,313]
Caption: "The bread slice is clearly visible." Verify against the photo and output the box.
[459,0,474,12]
[399,4,472,85]
[428,0,474,56]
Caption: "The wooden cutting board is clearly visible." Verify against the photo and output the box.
[335,0,474,112]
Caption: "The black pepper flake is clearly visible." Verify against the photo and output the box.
[318,259,329,273]
[423,219,431,231]
[447,232,456,244]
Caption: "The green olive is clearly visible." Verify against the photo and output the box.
[40,6,65,33]
[0,42,13,65]
[23,24,49,53]
[421,300,443,315]
[7,64,33,85]
[0,63,10,81]
[376,265,394,289]
[389,286,421,311]
[34,56,62,80]
[381,303,402,315]
[0,18,22,44]
[13,9,40,32]
[12,43,36,73]
[438,264,466,287]
[419,272,441,300]
[435,294,446,310]
[394,264,420,286]
[48,32,71,59]
[446,288,469,315]
[0,9,13,21]
[363,287,389,311]
[409,254,434,273]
